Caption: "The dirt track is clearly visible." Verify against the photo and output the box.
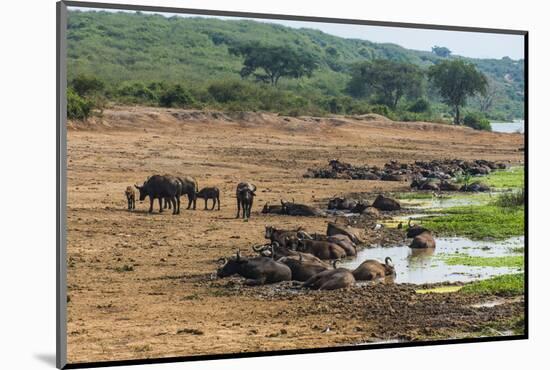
[66,106,524,363]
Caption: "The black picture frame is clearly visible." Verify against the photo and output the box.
[56,1,528,368]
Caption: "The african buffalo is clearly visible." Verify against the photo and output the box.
[326,222,362,244]
[162,176,198,211]
[261,203,284,214]
[253,242,332,269]
[277,254,329,282]
[298,231,357,256]
[264,226,303,247]
[125,186,135,211]
[406,219,429,238]
[135,175,180,214]
[302,265,355,290]
[196,187,220,210]
[460,182,490,192]
[280,200,327,217]
[409,231,436,249]
[236,182,256,219]
[217,250,291,285]
[352,257,395,281]
[294,238,347,260]
[372,194,401,211]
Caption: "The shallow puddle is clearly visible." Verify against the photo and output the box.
[341,236,524,284]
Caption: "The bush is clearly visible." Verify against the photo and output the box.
[494,189,524,208]
[370,104,390,117]
[408,98,431,113]
[67,88,92,120]
[70,75,104,96]
[159,84,195,108]
[207,80,256,103]
[464,112,492,131]
[117,82,157,102]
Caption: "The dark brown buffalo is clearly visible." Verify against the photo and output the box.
[409,231,436,249]
[217,250,291,285]
[125,186,135,211]
[264,226,303,247]
[135,175,180,214]
[294,238,347,260]
[162,176,198,211]
[406,219,430,238]
[302,266,355,290]
[372,194,401,211]
[352,257,395,281]
[196,187,220,210]
[280,200,327,217]
[326,222,362,244]
[277,254,329,282]
[298,231,356,256]
[460,182,490,192]
[253,242,332,269]
[236,182,256,218]
[439,180,461,191]
[261,203,284,214]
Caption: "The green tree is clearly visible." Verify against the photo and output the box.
[431,46,452,58]
[347,59,424,109]
[159,84,195,108]
[428,60,488,124]
[229,42,318,85]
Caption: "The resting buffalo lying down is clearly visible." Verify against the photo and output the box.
[292,237,347,260]
[352,257,395,281]
[303,263,355,290]
[253,242,330,268]
[264,225,304,248]
[297,231,357,256]
[277,254,329,282]
[217,250,291,285]
[326,222,362,244]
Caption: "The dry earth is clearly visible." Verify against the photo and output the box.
[66,106,524,364]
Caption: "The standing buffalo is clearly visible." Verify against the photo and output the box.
[125,186,135,211]
[352,257,395,281]
[196,187,220,210]
[135,175,180,214]
[162,176,198,211]
[217,250,291,285]
[236,182,256,219]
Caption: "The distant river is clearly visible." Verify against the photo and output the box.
[491,120,524,134]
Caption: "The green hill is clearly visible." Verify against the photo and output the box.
[67,9,524,120]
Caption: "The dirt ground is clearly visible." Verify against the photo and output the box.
[66,106,525,364]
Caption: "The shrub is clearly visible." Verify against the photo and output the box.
[207,80,256,103]
[408,98,431,113]
[464,112,492,131]
[70,75,104,96]
[67,88,92,120]
[117,82,157,102]
[370,104,390,117]
[494,189,524,208]
[159,84,195,108]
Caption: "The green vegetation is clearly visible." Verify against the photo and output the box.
[347,59,423,109]
[416,286,462,294]
[441,254,524,268]
[428,60,488,124]
[423,205,524,239]
[493,189,524,207]
[463,111,492,131]
[67,10,524,121]
[393,192,449,200]
[461,274,524,296]
[485,166,524,189]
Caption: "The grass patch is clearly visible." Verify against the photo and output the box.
[416,286,462,294]
[393,192,450,200]
[493,189,524,207]
[441,254,524,268]
[484,166,524,189]
[423,205,524,239]
[461,274,524,296]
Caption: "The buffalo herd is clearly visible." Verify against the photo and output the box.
[124,166,451,290]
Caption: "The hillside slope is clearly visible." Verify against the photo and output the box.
[67,10,524,120]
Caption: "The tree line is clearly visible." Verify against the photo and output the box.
[68,41,490,130]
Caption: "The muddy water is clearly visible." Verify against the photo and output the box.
[341,237,523,284]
